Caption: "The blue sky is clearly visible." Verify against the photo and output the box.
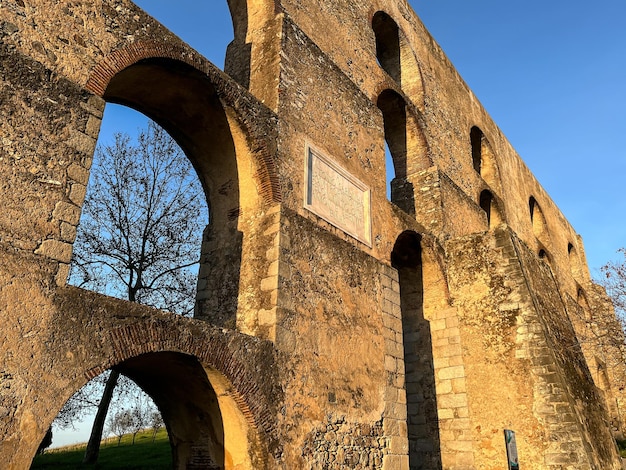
[124,1,626,272]
[415,1,626,273]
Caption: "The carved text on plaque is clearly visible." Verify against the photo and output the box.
[304,145,372,246]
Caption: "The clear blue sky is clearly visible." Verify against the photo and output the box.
[128,0,626,273]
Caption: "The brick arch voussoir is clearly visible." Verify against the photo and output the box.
[86,41,281,206]
[83,316,280,456]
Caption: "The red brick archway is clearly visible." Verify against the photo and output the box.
[42,289,282,469]
[86,41,280,207]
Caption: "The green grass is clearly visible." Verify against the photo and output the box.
[31,428,172,469]
[617,438,626,458]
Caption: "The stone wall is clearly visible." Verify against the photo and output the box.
[0,0,624,469]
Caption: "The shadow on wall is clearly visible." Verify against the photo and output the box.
[392,231,443,470]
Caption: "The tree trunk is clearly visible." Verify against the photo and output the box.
[83,369,120,464]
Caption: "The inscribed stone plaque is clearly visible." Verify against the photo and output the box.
[304,144,372,246]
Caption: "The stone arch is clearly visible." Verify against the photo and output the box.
[35,300,281,470]
[529,195,550,248]
[377,89,430,213]
[470,125,502,194]
[85,42,280,325]
[86,41,280,208]
[391,230,445,469]
[568,242,585,282]
[371,11,425,109]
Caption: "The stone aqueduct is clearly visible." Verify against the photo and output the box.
[1,0,625,468]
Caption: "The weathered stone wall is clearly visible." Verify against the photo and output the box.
[0,240,282,469]
[0,40,101,286]
[1,0,624,469]
[446,228,621,469]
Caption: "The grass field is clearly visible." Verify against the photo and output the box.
[31,428,172,469]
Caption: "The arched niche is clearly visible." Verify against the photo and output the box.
[529,196,550,248]
[391,231,444,469]
[568,242,585,282]
[470,126,502,194]
[538,246,555,277]
[577,287,592,322]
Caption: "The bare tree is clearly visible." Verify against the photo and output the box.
[71,121,206,313]
[129,407,145,445]
[600,248,626,320]
[68,120,207,464]
[107,409,134,447]
[127,391,156,445]
[55,371,139,432]
[150,410,164,443]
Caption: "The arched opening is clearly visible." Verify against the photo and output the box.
[69,105,208,314]
[101,57,247,326]
[378,89,411,212]
[538,247,554,275]
[384,141,394,200]
[594,358,611,392]
[529,196,549,245]
[118,352,261,469]
[372,11,401,83]
[568,242,585,281]
[479,189,493,228]
[391,231,441,469]
[470,126,501,194]
[372,11,425,109]
[529,196,537,221]
[36,351,263,469]
[470,126,483,174]
[578,288,592,322]
[38,370,170,465]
